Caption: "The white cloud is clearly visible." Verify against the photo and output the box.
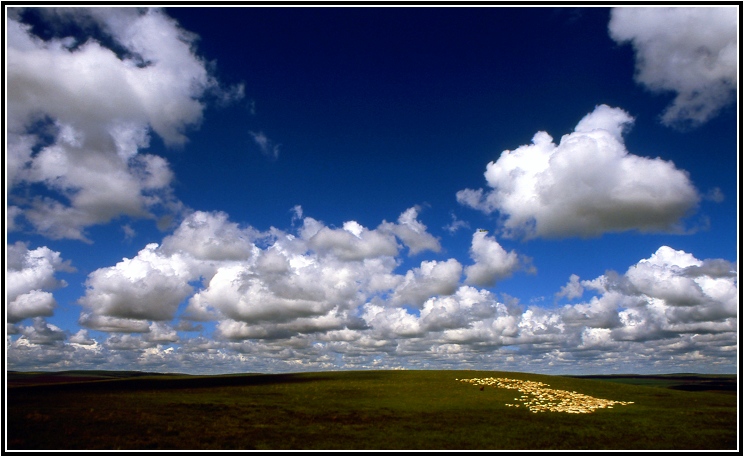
[624,246,708,307]
[422,286,519,339]
[145,322,180,343]
[190,260,352,326]
[307,221,400,261]
[7,8,241,240]
[556,274,584,300]
[8,291,58,325]
[78,314,151,333]
[360,245,736,371]
[390,259,463,308]
[122,224,136,240]
[78,243,195,328]
[464,231,526,287]
[560,292,628,330]
[443,212,470,234]
[69,329,97,346]
[304,206,440,261]
[6,242,74,323]
[457,105,700,239]
[6,207,23,233]
[380,206,442,255]
[160,210,257,261]
[77,211,263,332]
[609,7,737,127]
[362,304,423,338]
[16,318,68,346]
[578,327,614,350]
[621,246,738,330]
[249,131,280,160]
[703,187,725,203]
[568,246,737,343]
[104,333,157,351]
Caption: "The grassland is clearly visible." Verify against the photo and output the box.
[6,370,738,451]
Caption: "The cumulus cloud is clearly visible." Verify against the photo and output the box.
[569,246,737,343]
[160,210,257,261]
[380,206,442,255]
[457,105,700,239]
[619,246,738,332]
[307,220,400,261]
[306,206,441,261]
[556,274,584,300]
[609,7,737,127]
[77,207,443,339]
[15,318,68,346]
[464,231,527,287]
[78,243,195,330]
[69,329,97,346]
[145,322,180,343]
[7,242,74,323]
[390,259,463,308]
[14,201,734,374]
[421,286,520,340]
[7,7,241,241]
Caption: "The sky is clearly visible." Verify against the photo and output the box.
[5,5,739,375]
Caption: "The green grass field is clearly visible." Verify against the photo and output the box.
[6,370,738,451]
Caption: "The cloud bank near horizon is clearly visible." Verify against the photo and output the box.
[8,208,737,374]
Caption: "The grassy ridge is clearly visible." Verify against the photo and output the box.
[7,370,738,450]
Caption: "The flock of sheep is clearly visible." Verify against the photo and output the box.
[457,377,634,414]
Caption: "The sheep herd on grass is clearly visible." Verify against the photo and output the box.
[457,377,634,414]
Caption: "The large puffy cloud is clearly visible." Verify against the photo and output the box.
[187,209,439,338]
[420,286,520,341]
[191,258,363,330]
[14,318,68,346]
[562,246,737,347]
[7,7,241,241]
[78,243,195,330]
[77,207,442,338]
[610,246,738,339]
[457,105,700,239]
[609,7,737,127]
[389,259,463,308]
[159,210,257,261]
[7,242,74,323]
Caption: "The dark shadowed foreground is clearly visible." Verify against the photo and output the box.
[7,370,737,451]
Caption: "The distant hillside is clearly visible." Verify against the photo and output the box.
[570,373,737,393]
[7,370,181,387]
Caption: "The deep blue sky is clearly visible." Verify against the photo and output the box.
[6,6,739,375]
